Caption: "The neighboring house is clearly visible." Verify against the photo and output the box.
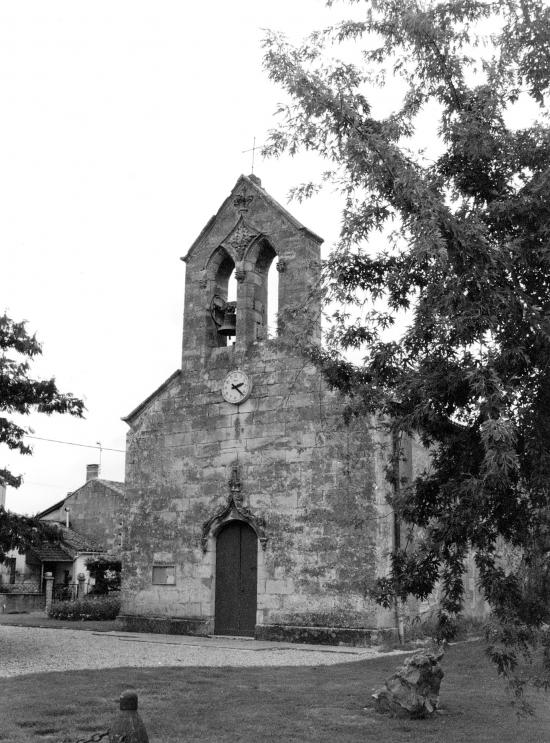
[22,526,104,599]
[0,465,124,604]
[38,464,124,557]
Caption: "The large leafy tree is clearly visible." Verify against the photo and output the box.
[0,312,84,559]
[263,0,550,690]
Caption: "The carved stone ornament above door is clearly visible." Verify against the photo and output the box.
[201,464,268,552]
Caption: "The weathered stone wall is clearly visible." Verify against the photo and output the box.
[120,175,397,641]
[39,505,65,522]
[0,592,45,613]
[0,550,40,591]
[66,481,122,554]
[121,342,395,634]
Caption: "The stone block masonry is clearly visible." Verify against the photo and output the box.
[120,174,397,644]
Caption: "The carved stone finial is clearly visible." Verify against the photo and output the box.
[233,192,254,212]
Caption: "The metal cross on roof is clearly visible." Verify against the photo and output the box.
[242,136,261,174]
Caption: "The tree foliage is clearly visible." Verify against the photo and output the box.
[85,557,121,594]
[0,312,84,558]
[263,0,550,696]
[0,508,61,565]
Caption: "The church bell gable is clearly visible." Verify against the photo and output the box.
[180,174,322,365]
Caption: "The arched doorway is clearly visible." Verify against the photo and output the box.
[214,520,258,637]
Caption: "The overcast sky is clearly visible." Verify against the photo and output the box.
[2,1,358,515]
[3,3,538,516]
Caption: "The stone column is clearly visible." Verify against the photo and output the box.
[44,572,54,614]
[77,573,86,598]
[236,269,263,350]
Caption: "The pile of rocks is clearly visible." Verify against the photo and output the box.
[372,649,444,718]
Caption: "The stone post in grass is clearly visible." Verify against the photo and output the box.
[44,572,54,615]
[77,572,86,598]
[109,689,149,743]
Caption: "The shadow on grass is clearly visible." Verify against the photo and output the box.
[1,641,548,742]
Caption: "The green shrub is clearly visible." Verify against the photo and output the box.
[279,610,368,628]
[48,593,121,620]
[405,612,487,642]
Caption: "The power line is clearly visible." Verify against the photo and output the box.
[25,435,125,453]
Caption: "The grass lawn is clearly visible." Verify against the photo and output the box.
[1,640,548,742]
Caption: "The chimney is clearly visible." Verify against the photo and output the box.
[0,484,5,509]
[86,464,100,482]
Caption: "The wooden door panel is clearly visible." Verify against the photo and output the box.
[214,522,241,635]
[215,521,257,636]
[239,524,258,634]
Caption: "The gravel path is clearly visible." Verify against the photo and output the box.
[0,625,400,677]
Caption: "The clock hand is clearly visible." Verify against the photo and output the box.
[231,383,244,395]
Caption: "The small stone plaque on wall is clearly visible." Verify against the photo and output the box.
[152,565,176,585]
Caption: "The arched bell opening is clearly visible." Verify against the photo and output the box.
[205,246,237,348]
[266,259,279,338]
[244,238,278,342]
[227,268,237,303]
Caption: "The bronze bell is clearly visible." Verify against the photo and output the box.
[218,302,237,336]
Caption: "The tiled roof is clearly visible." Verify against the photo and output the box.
[60,527,103,553]
[26,527,103,564]
[65,478,125,500]
[96,479,125,496]
[27,542,73,563]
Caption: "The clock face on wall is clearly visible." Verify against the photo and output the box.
[222,370,252,405]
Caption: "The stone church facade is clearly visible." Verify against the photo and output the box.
[118,174,411,643]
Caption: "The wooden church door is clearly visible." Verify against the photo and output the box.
[214,521,258,636]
